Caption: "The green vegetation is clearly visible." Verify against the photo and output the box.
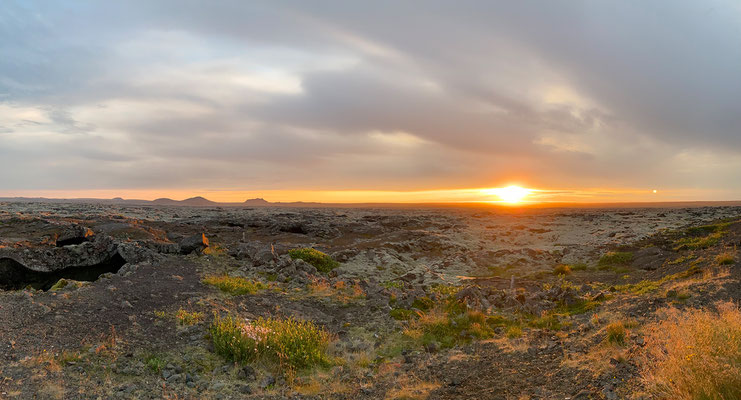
[556,299,601,315]
[209,314,332,373]
[405,308,495,349]
[674,232,723,251]
[598,251,634,270]
[381,280,405,289]
[288,248,340,273]
[411,296,435,311]
[389,308,416,320]
[49,278,69,291]
[487,265,515,277]
[505,326,523,338]
[685,221,732,237]
[673,221,731,251]
[202,275,267,295]
[565,263,589,271]
[614,265,702,294]
[429,283,462,297]
[667,254,696,265]
[144,354,166,372]
[176,308,204,326]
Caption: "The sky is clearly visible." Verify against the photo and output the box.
[2,1,741,203]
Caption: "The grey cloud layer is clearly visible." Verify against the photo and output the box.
[1,0,740,193]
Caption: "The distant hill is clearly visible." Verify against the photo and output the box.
[152,196,218,206]
[181,196,217,206]
[152,198,179,205]
[243,198,270,206]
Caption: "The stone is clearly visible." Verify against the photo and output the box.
[260,375,276,389]
[179,233,209,254]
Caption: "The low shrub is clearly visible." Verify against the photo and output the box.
[553,264,572,275]
[209,314,332,373]
[288,248,339,273]
[642,302,741,399]
[202,275,266,295]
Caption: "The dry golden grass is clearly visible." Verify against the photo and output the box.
[385,375,441,400]
[715,248,737,265]
[306,278,366,304]
[641,301,741,399]
[703,266,731,280]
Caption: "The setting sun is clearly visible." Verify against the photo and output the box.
[482,185,533,204]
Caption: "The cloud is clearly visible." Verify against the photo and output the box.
[1,0,741,197]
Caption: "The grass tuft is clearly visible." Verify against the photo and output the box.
[605,322,627,346]
[202,275,266,295]
[209,314,332,374]
[288,248,340,273]
[716,249,736,265]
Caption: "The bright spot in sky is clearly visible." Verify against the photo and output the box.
[653,189,658,193]
[482,185,533,204]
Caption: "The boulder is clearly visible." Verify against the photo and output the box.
[179,234,209,254]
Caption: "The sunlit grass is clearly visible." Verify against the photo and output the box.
[642,302,741,399]
[202,275,267,295]
[209,314,333,374]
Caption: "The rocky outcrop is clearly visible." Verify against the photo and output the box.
[0,235,117,273]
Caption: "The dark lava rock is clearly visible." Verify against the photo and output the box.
[56,225,95,247]
[179,233,209,254]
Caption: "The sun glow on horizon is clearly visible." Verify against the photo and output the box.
[481,185,533,204]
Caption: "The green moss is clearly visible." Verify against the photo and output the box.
[429,284,462,297]
[674,232,723,251]
[556,299,601,315]
[389,308,416,320]
[487,265,515,277]
[614,265,702,294]
[526,314,564,330]
[411,296,435,311]
[569,263,589,271]
[288,248,340,273]
[672,222,731,251]
[49,278,69,291]
[381,280,405,289]
[598,251,634,268]
[202,275,267,295]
